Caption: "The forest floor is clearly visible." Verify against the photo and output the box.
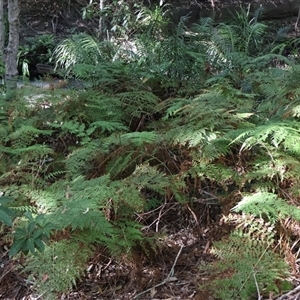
[1,1,300,299]
[0,207,232,299]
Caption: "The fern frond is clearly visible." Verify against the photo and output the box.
[9,125,52,149]
[126,164,174,194]
[120,131,159,146]
[209,230,290,300]
[87,121,127,135]
[118,91,160,117]
[24,240,93,297]
[53,34,116,75]
[189,161,236,186]
[66,146,98,179]
[106,150,136,179]
[44,170,66,182]
[231,121,300,153]
[232,192,300,223]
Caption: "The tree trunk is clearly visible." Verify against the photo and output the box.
[0,0,4,57]
[4,0,19,98]
[98,0,105,39]
[0,0,4,81]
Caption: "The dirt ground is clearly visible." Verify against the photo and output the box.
[0,204,231,300]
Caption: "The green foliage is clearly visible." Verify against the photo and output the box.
[53,34,117,76]
[233,192,300,223]
[0,195,15,226]
[9,212,56,257]
[18,34,55,78]
[208,229,291,300]
[135,19,206,82]
[101,220,144,257]
[218,7,267,56]
[81,0,167,39]
[3,8,300,297]
[24,240,92,299]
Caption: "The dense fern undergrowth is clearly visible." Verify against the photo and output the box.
[2,7,300,299]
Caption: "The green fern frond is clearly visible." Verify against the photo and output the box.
[54,209,113,233]
[53,34,116,75]
[231,121,300,153]
[163,97,189,119]
[232,192,300,223]
[44,170,66,182]
[189,162,236,186]
[9,125,52,148]
[100,220,143,256]
[163,89,254,147]
[118,91,160,117]
[66,146,98,179]
[24,240,93,299]
[72,63,118,87]
[106,151,136,179]
[11,144,54,158]
[209,230,290,300]
[83,92,122,117]
[87,121,127,135]
[120,131,159,146]
[126,164,173,194]
[252,53,293,68]
[10,205,37,214]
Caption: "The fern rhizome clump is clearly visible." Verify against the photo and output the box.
[2,5,300,299]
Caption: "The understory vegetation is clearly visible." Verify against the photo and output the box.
[2,5,300,299]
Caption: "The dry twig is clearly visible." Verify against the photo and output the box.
[275,285,300,300]
[132,244,184,299]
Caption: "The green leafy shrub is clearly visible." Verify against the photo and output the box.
[53,34,117,76]
[9,212,56,257]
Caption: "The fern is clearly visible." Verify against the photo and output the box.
[53,34,116,75]
[120,131,158,146]
[232,122,299,150]
[8,125,52,148]
[210,235,288,300]
[82,92,124,124]
[42,175,144,224]
[24,240,93,300]
[126,164,173,193]
[233,192,300,223]
[206,229,290,300]
[163,88,254,148]
[105,150,136,179]
[100,220,143,256]
[2,9,300,299]
[118,90,160,118]
[65,145,98,179]
[87,120,127,135]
